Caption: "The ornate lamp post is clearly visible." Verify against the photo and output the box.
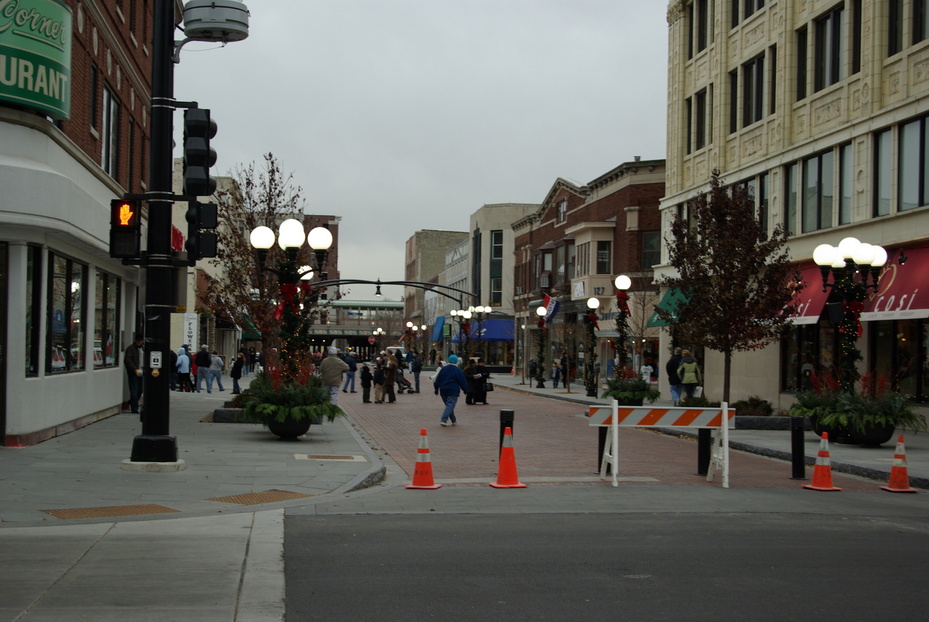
[813,237,887,393]
[472,305,490,361]
[249,220,332,375]
[535,305,547,388]
[614,274,631,371]
[584,297,600,397]
[450,308,473,360]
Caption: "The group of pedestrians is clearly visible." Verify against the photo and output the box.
[170,344,257,395]
[665,347,703,405]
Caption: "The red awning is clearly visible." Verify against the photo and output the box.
[862,247,929,321]
[788,264,831,325]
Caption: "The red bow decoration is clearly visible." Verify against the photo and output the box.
[840,300,865,337]
[537,318,546,332]
[586,312,599,330]
[615,291,630,315]
[298,281,313,296]
[274,283,299,320]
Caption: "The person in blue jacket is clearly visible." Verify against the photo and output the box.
[433,354,469,426]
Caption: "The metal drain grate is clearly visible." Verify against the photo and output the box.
[295,454,366,461]
[43,504,180,520]
[206,489,313,506]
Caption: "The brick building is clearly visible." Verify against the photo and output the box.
[513,158,666,381]
[0,0,157,445]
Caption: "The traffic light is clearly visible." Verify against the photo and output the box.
[185,201,218,260]
[182,108,217,197]
[109,198,142,258]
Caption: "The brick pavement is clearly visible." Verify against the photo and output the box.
[337,385,878,491]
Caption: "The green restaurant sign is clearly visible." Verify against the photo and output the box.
[0,0,72,120]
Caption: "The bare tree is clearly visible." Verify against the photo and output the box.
[657,171,804,401]
[203,153,313,350]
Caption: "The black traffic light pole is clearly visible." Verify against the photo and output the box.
[130,0,178,462]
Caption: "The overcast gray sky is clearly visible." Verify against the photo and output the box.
[173,0,669,300]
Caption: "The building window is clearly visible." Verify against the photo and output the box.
[566,241,575,281]
[898,116,929,212]
[785,162,798,236]
[852,0,862,73]
[689,0,711,58]
[802,150,834,233]
[596,241,611,275]
[696,88,708,149]
[90,65,99,129]
[556,200,567,223]
[490,230,503,260]
[576,242,589,278]
[26,246,41,376]
[642,231,660,269]
[742,53,765,127]
[917,0,929,44]
[94,271,121,368]
[874,128,892,217]
[102,86,120,178]
[814,5,845,92]
[890,0,904,55]
[490,277,502,306]
[769,44,777,114]
[839,143,853,224]
[797,26,808,101]
[729,70,738,133]
[47,253,87,373]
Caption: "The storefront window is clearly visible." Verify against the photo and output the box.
[871,319,927,402]
[47,253,87,373]
[94,270,121,367]
[25,246,41,376]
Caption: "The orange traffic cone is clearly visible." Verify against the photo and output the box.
[406,428,441,489]
[803,432,842,492]
[510,366,515,375]
[490,427,526,488]
[881,434,918,493]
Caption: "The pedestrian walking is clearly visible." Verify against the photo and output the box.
[551,360,562,388]
[342,350,357,393]
[666,347,683,406]
[194,345,212,393]
[169,348,178,391]
[678,349,703,401]
[123,333,144,414]
[230,352,244,394]
[209,351,226,392]
[176,347,193,392]
[360,363,373,403]
[410,352,423,393]
[433,354,468,426]
[320,346,349,405]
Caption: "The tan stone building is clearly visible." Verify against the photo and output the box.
[659,1,929,408]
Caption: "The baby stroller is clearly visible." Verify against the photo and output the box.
[396,369,414,394]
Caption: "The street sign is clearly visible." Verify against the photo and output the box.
[368,336,376,344]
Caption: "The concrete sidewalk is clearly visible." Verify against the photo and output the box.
[490,371,929,487]
[1,369,927,621]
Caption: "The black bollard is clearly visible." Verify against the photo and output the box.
[499,409,515,454]
[790,416,807,479]
[697,428,712,475]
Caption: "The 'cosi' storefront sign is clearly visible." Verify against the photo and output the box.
[0,0,71,120]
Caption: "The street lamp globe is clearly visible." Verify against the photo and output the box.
[307,226,333,250]
[299,266,314,280]
[837,236,861,259]
[813,243,838,267]
[536,305,547,317]
[406,321,414,328]
[249,226,275,250]
[870,245,888,267]
[277,219,305,250]
[614,275,631,291]
[587,297,599,310]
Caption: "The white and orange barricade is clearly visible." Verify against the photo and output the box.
[588,400,735,488]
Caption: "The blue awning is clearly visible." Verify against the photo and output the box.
[451,318,514,343]
[430,316,445,342]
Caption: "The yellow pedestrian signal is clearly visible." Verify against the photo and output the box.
[118,202,135,226]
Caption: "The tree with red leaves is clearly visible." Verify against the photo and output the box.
[657,171,804,402]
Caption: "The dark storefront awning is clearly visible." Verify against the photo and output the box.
[647,288,689,327]
[789,264,832,325]
[452,318,514,343]
[862,247,929,321]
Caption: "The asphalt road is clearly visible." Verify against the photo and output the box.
[285,510,929,621]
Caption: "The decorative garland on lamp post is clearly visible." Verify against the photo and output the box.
[614,275,632,372]
[583,297,600,397]
[535,305,547,388]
